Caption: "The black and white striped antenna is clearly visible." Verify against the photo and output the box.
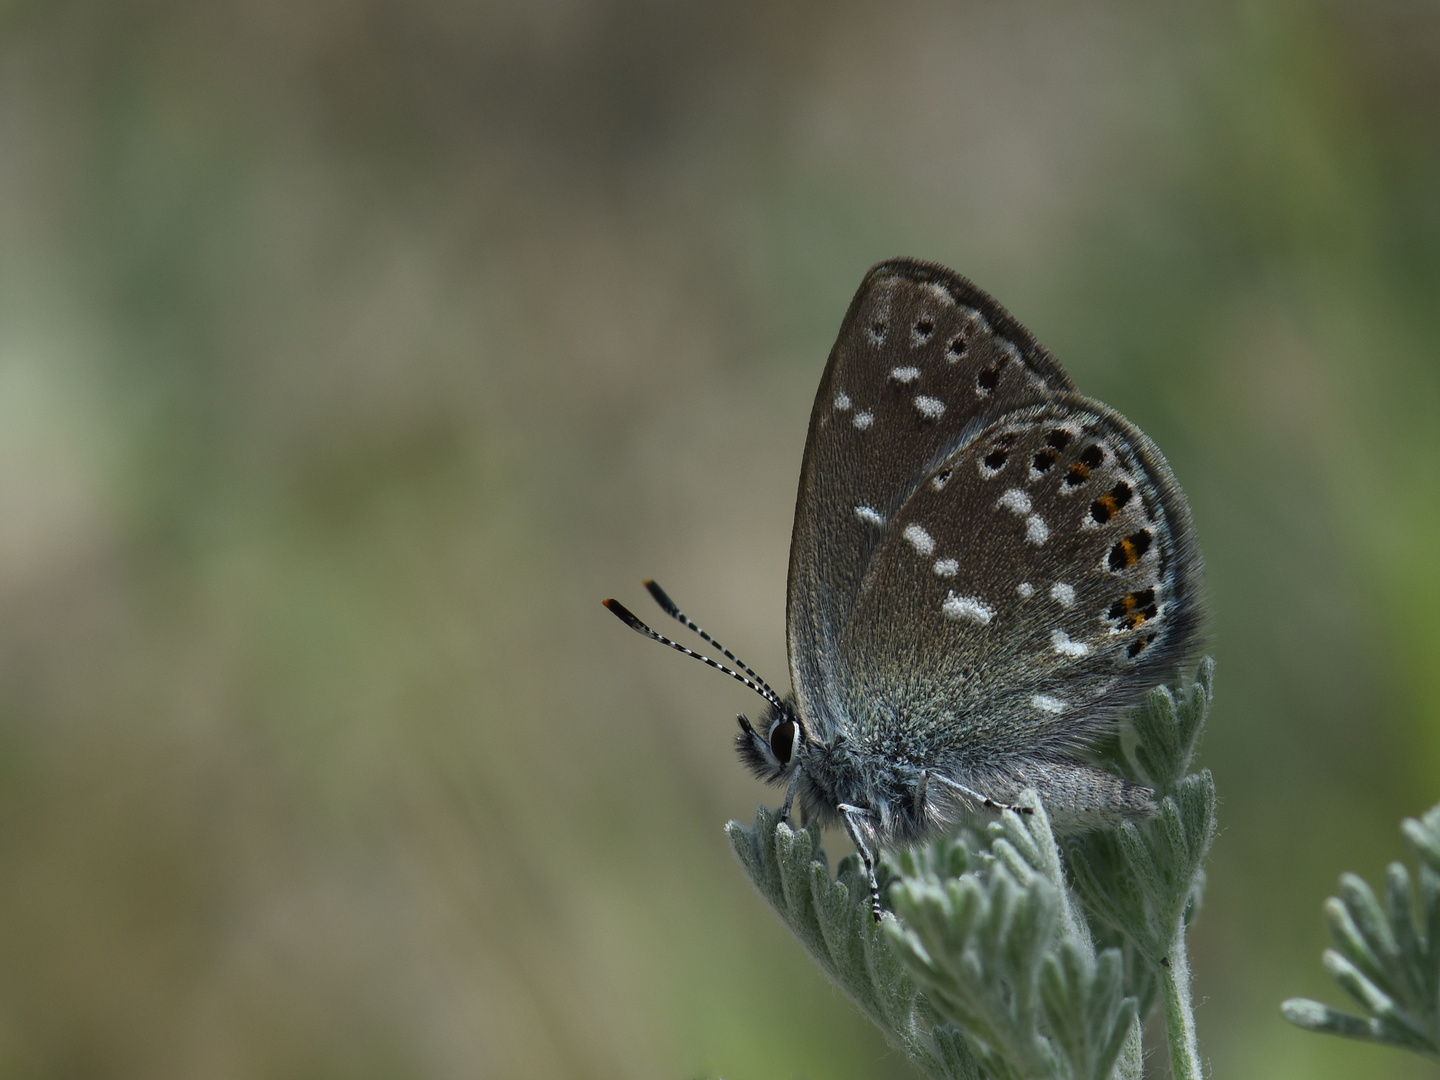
[602,581,783,710]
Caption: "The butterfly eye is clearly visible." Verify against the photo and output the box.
[769,718,799,766]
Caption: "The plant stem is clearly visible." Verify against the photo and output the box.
[1161,931,1203,1080]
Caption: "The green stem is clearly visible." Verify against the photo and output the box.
[1160,932,1203,1080]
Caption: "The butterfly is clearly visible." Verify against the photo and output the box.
[606,258,1203,919]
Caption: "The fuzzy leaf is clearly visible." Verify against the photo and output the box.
[1063,666,1216,1080]
[1066,742,1215,976]
[1127,657,1213,795]
[887,798,1142,1080]
[1040,942,1138,1080]
[727,808,983,1080]
[1283,798,1440,1062]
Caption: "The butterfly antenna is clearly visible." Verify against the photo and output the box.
[602,597,784,710]
[641,580,782,704]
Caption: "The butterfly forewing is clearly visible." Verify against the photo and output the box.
[832,396,1202,766]
[787,260,1077,731]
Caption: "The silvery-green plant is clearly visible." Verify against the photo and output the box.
[727,658,1216,1080]
[1282,799,1440,1062]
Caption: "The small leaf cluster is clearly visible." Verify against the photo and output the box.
[727,808,982,1080]
[726,659,1216,1080]
[1282,799,1440,1061]
[1064,662,1216,1079]
[886,798,1141,1080]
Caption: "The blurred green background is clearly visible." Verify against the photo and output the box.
[1,1,1438,1077]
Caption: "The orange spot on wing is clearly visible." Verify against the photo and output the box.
[1107,531,1153,571]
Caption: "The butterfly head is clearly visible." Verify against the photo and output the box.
[735,700,803,783]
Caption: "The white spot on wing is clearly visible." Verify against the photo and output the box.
[834,391,852,411]
[1026,515,1050,545]
[925,283,954,306]
[1050,582,1075,607]
[1032,694,1067,713]
[914,395,946,419]
[853,411,874,430]
[1017,582,1035,598]
[1051,629,1090,657]
[931,470,952,491]
[933,558,959,577]
[998,489,1031,515]
[903,523,935,555]
[855,506,884,526]
[889,366,921,384]
[942,593,993,625]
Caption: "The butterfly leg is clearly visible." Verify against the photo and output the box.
[930,773,1035,816]
[778,768,802,823]
[837,803,883,922]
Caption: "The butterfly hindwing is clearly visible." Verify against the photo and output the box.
[832,395,1203,766]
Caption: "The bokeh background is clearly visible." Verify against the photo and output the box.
[1,1,1438,1077]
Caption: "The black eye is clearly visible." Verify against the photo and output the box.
[769,719,798,766]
